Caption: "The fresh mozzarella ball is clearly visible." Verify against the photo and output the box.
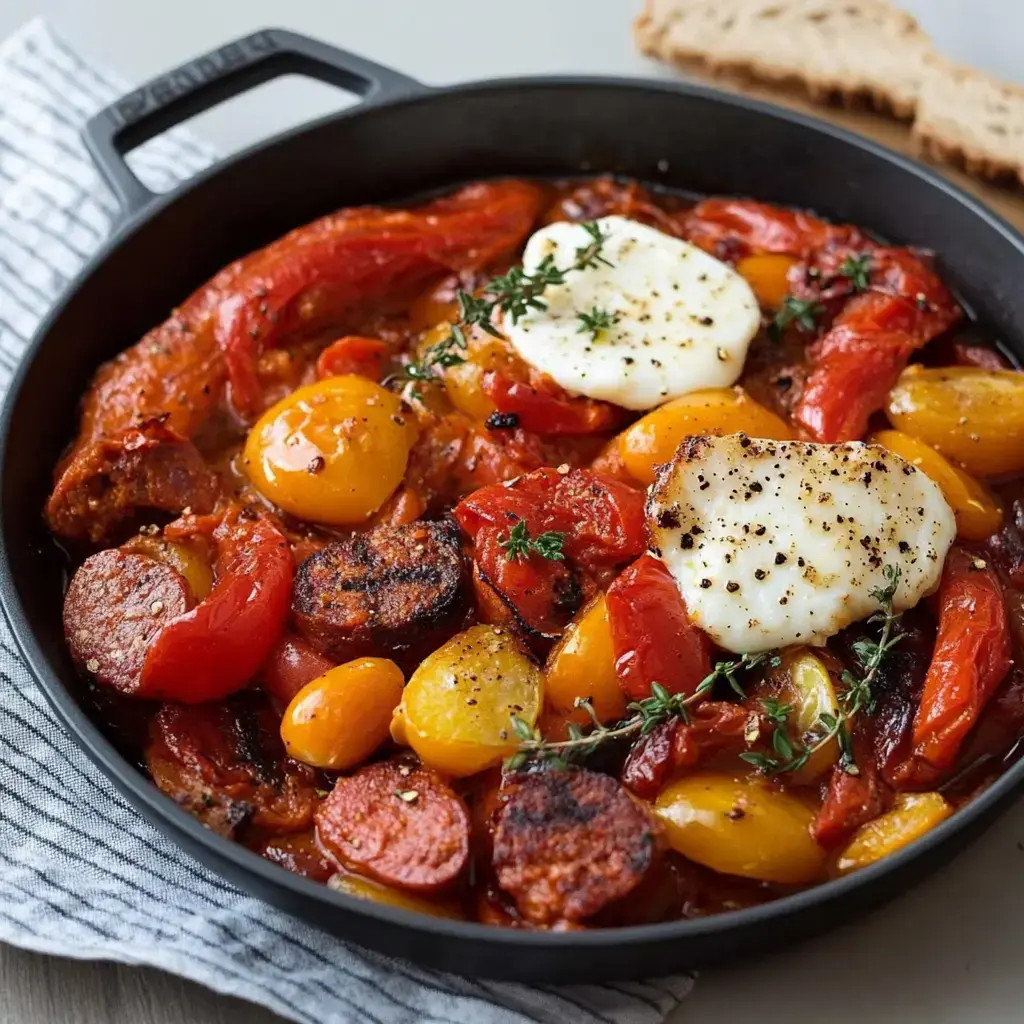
[647,434,956,653]
[503,216,760,411]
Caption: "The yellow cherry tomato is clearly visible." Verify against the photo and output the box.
[437,326,515,422]
[776,650,840,785]
[392,625,542,777]
[243,376,417,525]
[120,535,213,601]
[328,872,464,919]
[886,366,1024,477]
[617,387,795,486]
[835,793,952,875]
[281,658,404,770]
[736,254,798,310]
[544,595,626,724]
[654,772,826,884]
[870,429,1003,541]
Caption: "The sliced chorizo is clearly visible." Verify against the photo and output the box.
[64,549,194,695]
[492,769,659,926]
[249,832,335,883]
[146,697,318,839]
[292,519,467,663]
[46,419,219,543]
[315,759,470,893]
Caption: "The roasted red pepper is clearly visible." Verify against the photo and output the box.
[139,508,294,702]
[315,335,390,381]
[683,198,866,260]
[682,199,961,442]
[893,548,1013,786]
[483,369,619,436]
[793,248,960,441]
[217,180,543,418]
[813,723,890,848]
[605,555,714,702]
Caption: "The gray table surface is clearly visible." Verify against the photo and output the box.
[2,1,1024,1021]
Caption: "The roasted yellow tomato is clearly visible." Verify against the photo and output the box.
[120,535,213,601]
[243,376,417,525]
[835,793,952,875]
[281,658,404,770]
[736,254,798,310]
[544,595,626,724]
[870,429,1002,541]
[328,872,463,919]
[886,366,1024,477]
[654,773,826,884]
[617,387,795,485]
[392,625,542,777]
[773,650,840,784]
[435,326,514,422]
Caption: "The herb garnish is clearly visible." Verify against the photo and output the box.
[397,221,613,390]
[576,306,620,340]
[499,520,566,562]
[838,253,873,292]
[505,651,777,770]
[739,564,904,776]
[768,296,825,342]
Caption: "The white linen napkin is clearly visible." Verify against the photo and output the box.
[0,18,695,1024]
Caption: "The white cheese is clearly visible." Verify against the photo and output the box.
[503,216,760,411]
[647,434,956,653]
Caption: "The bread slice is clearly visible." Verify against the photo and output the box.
[913,57,1024,186]
[635,0,935,119]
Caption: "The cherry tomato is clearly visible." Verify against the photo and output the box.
[605,555,713,701]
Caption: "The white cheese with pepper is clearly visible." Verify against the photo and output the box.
[502,216,760,410]
[647,433,956,653]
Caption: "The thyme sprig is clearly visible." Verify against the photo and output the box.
[768,295,825,342]
[576,306,620,340]
[505,651,777,771]
[397,221,613,390]
[499,520,566,562]
[838,253,873,292]
[740,564,905,777]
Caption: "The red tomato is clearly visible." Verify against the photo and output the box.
[316,336,389,381]
[482,370,619,436]
[605,555,713,702]
[895,548,1013,784]
[455,467,645,571]
[262,634,336,707]
[474,526,587,637]
[139,508,293,702]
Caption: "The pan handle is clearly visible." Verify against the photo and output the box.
[82,28,426,216]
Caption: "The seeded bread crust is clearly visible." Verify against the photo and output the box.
[912,56,1024,187]
[635,0,934,119]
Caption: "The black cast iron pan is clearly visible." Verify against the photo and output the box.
[2,28,1024,982]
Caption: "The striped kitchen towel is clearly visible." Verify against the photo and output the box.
[0,18,695,1024]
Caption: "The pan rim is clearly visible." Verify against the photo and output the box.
[4,71,1024,955]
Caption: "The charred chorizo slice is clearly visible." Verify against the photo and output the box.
[46,419,219,544]
[146,697,317,839]
[292,519,467,662]
[64,549,194,695]
[492,769,659,926]
[316,759,470,894]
